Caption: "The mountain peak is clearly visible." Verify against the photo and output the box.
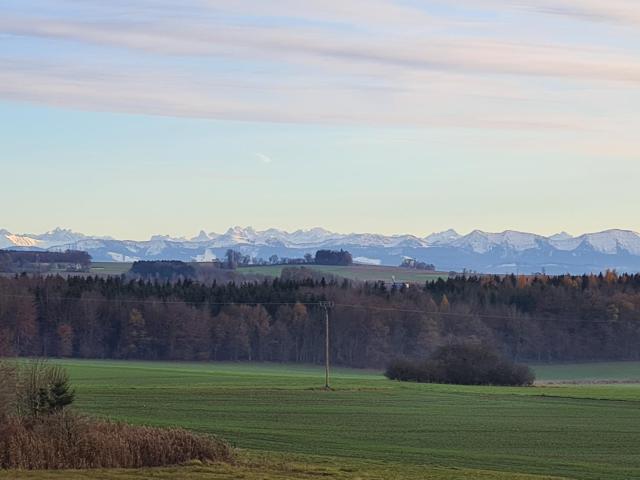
[451,230,541,253]
[425,229,461,245]
[550,231,573,241]
[191,230,211,242]
[226,226,256,235]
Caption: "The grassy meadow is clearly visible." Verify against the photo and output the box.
[237,264,449,283]
[89,262,133,276]
[86,262,448,284]
[3,360,639,480]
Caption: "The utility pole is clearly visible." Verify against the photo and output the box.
[319,301,334,389]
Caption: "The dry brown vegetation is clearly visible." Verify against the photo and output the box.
[0,413,233,470]
[0,360,233,470]
[0,362,16,418]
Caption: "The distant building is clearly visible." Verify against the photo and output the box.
[389,275,410,290]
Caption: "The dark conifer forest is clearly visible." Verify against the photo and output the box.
[1,272,639,367]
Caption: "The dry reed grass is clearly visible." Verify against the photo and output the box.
[0,413,233,470]
[0,362,16,418]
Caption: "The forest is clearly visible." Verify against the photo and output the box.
[0,272,639,367]
[0,250,91,273]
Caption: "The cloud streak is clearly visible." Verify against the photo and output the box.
[256,153,272,164]
[0,0,639,143]
[2,15,640,80]
[513,0,640,26]
[2,56,635,136]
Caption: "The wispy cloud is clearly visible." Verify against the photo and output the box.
[1,0,639,143]
[198,0,436,28]
[3,15,640,83]
[256,153,272,164]
[512,0,640,26]
[1,56,612,132]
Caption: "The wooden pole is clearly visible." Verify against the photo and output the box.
[325,305,330,389]
[320,301,334,389]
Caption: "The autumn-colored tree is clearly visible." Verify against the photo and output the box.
[440,295,450,312]
[119,309,149,359]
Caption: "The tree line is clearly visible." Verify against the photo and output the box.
[1,272,640,367]
[399,258,436,271]
[0,250,91,273]
[314,249,353,266]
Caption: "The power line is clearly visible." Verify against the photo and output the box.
[0,293,630,325]
[0,293,320,307]
[332,303,622,324]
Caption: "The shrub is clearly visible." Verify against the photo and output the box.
[385,341,535,386]
[16,361,75,417]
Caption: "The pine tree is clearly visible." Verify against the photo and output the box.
[46,366,75,412]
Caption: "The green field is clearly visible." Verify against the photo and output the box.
[4,360,639,480]
[533,362,640,383]
[89,262,133,276]
[238,264,449,283]
[84,262,448,284]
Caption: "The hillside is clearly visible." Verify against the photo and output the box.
[237,264,447,283]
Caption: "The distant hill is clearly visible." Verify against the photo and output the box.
[3,226,640,274]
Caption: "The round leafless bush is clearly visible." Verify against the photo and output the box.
[386,341,535,386]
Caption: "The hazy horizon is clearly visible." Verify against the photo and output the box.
[3,223,640,243]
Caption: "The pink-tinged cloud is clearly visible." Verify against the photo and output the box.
[0,0,639,155]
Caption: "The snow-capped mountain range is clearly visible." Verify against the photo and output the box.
[3,227,640,274]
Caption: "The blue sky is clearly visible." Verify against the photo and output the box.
[1,0,639,239]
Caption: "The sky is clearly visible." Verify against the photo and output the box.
[1,0,639,240]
